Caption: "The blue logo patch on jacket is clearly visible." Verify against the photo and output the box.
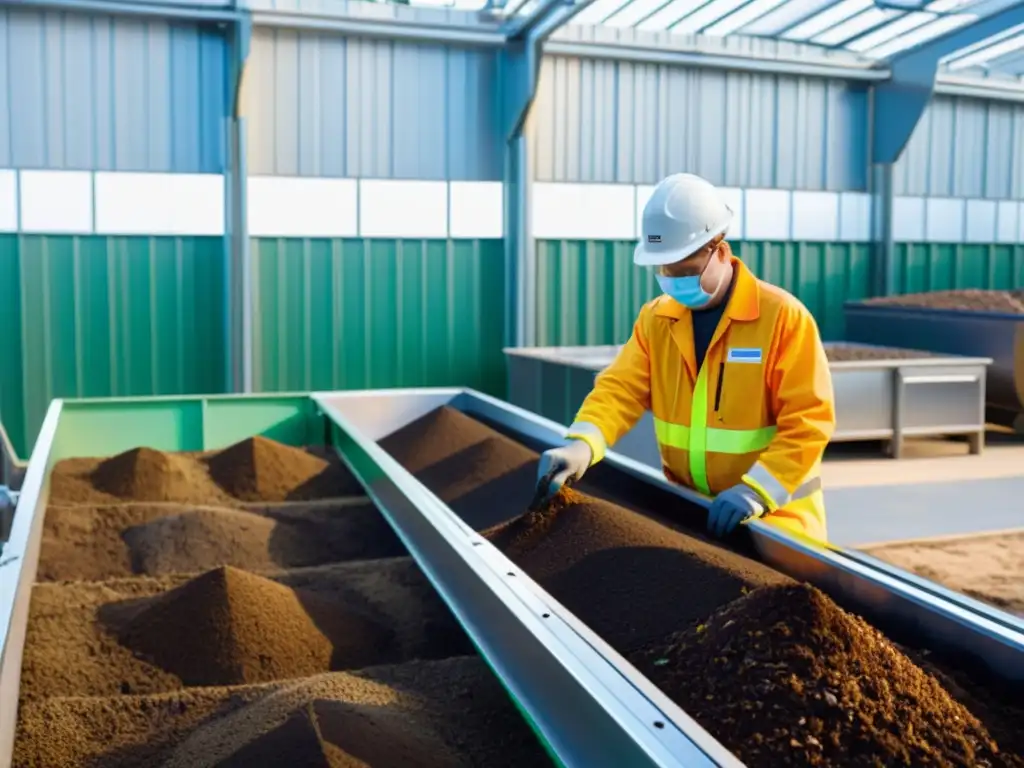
[727,347,762,364]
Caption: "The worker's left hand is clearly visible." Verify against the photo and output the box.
[707,484,766,538]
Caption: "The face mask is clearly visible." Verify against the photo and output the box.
[656,248,724,309]
[656,274,713,309]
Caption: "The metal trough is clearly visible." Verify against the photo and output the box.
[844,301,1024,430]
[504,343,992,461]
[0,393,737,768]
[322,388,1024,688]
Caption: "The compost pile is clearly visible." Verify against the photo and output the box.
[862,289,1024,314]
[16,435,550,767]
[381,406,1024,768]
[825,343,934,362]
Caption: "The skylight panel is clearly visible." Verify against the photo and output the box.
[862,12,975,58]
[781,0,873,40]
[572,0,635,24]
[925,0,975,12]
[845,11,935,50]
[603,0,676,27]
[813,6,901,44]
[740,0,838,35]
[703,0,790,35]
[671,0,751,33]
[637,0,704,30]
[946,31,1024,69]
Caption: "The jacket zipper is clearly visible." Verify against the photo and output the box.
[714,362,725,412]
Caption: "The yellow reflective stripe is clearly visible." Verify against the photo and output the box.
[653,418,777,455]
[689,366,710,495]
[708,425,775,453]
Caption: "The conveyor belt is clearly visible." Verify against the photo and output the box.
[2,390,1021,768]
[316,387,1024,693]
[0,395,738,768]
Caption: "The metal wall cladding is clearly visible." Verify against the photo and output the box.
[890,243,1024,294]
[534,240,873,345]
[894,95,1024,199]
[531,55,869,191]
[245,30,503,180]
[0,234,227,458]
[250,237,507,395]
[0,8,226,172]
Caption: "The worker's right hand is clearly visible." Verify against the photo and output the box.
[535,440,593,502]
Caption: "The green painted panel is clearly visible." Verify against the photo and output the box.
[891,243,1024,295]
[52,395,320,461]
[739,241,874,341]
[0,234,227,459]
[535,240,874,345]
[251,238,506,397]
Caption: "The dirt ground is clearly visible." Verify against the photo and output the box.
[862,530,1024,618]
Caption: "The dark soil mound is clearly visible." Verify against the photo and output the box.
[38,504,156,582]
[14,658,549,768]
[122,503,405,576]
[825,344,934,362]
[39,502,407,581]
[116,566,394,686]
[218,702,343,767]
[88,448,221,503]
[863,289,1024,314]
[380,407,539,529]
[485,487,791,650]
[206,437,362,502]
[220,698,461,768]
[122,508,290,575]
[633,584,1024,768]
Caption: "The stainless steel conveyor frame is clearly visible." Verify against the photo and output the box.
[1,390,1021,768]
[0,395,740,768]
[316,388,1024,690]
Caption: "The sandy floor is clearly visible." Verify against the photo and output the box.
[861,530,1024,617]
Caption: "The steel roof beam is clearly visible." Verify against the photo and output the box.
[872,0,1024,164]
[500,0,598,348]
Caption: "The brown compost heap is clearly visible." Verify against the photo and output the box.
[379,406,1024,768]
[17,435,550,767]
[824,343,935,362]
[862,289,1024,314]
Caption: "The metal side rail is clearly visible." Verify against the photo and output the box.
[320,388,1024,691]
[315,394,743,768]
[460,390,1024,686]
[833,548,1024,638]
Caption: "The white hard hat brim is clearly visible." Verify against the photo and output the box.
[632,225,728,267]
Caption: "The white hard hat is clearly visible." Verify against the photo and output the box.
[634,173,734,267]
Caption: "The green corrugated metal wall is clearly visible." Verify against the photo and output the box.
[0,234,227,459]
[535,240,875,344]
[251,238,507,396]
[4,234,1021,460]
[891,243,1024,294]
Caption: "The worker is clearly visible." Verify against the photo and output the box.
[534,173,835,542]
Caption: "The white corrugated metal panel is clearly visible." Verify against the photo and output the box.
[531,53,869,190]
[0,8,226,172]
[245,29,502,180]
[894,94,1024,199]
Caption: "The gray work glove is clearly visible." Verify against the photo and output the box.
[707,483,766,539]
[535,440,593,504]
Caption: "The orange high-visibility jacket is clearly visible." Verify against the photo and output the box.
[568,256,835,541]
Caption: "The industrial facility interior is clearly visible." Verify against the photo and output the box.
[0,0,1022,764]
